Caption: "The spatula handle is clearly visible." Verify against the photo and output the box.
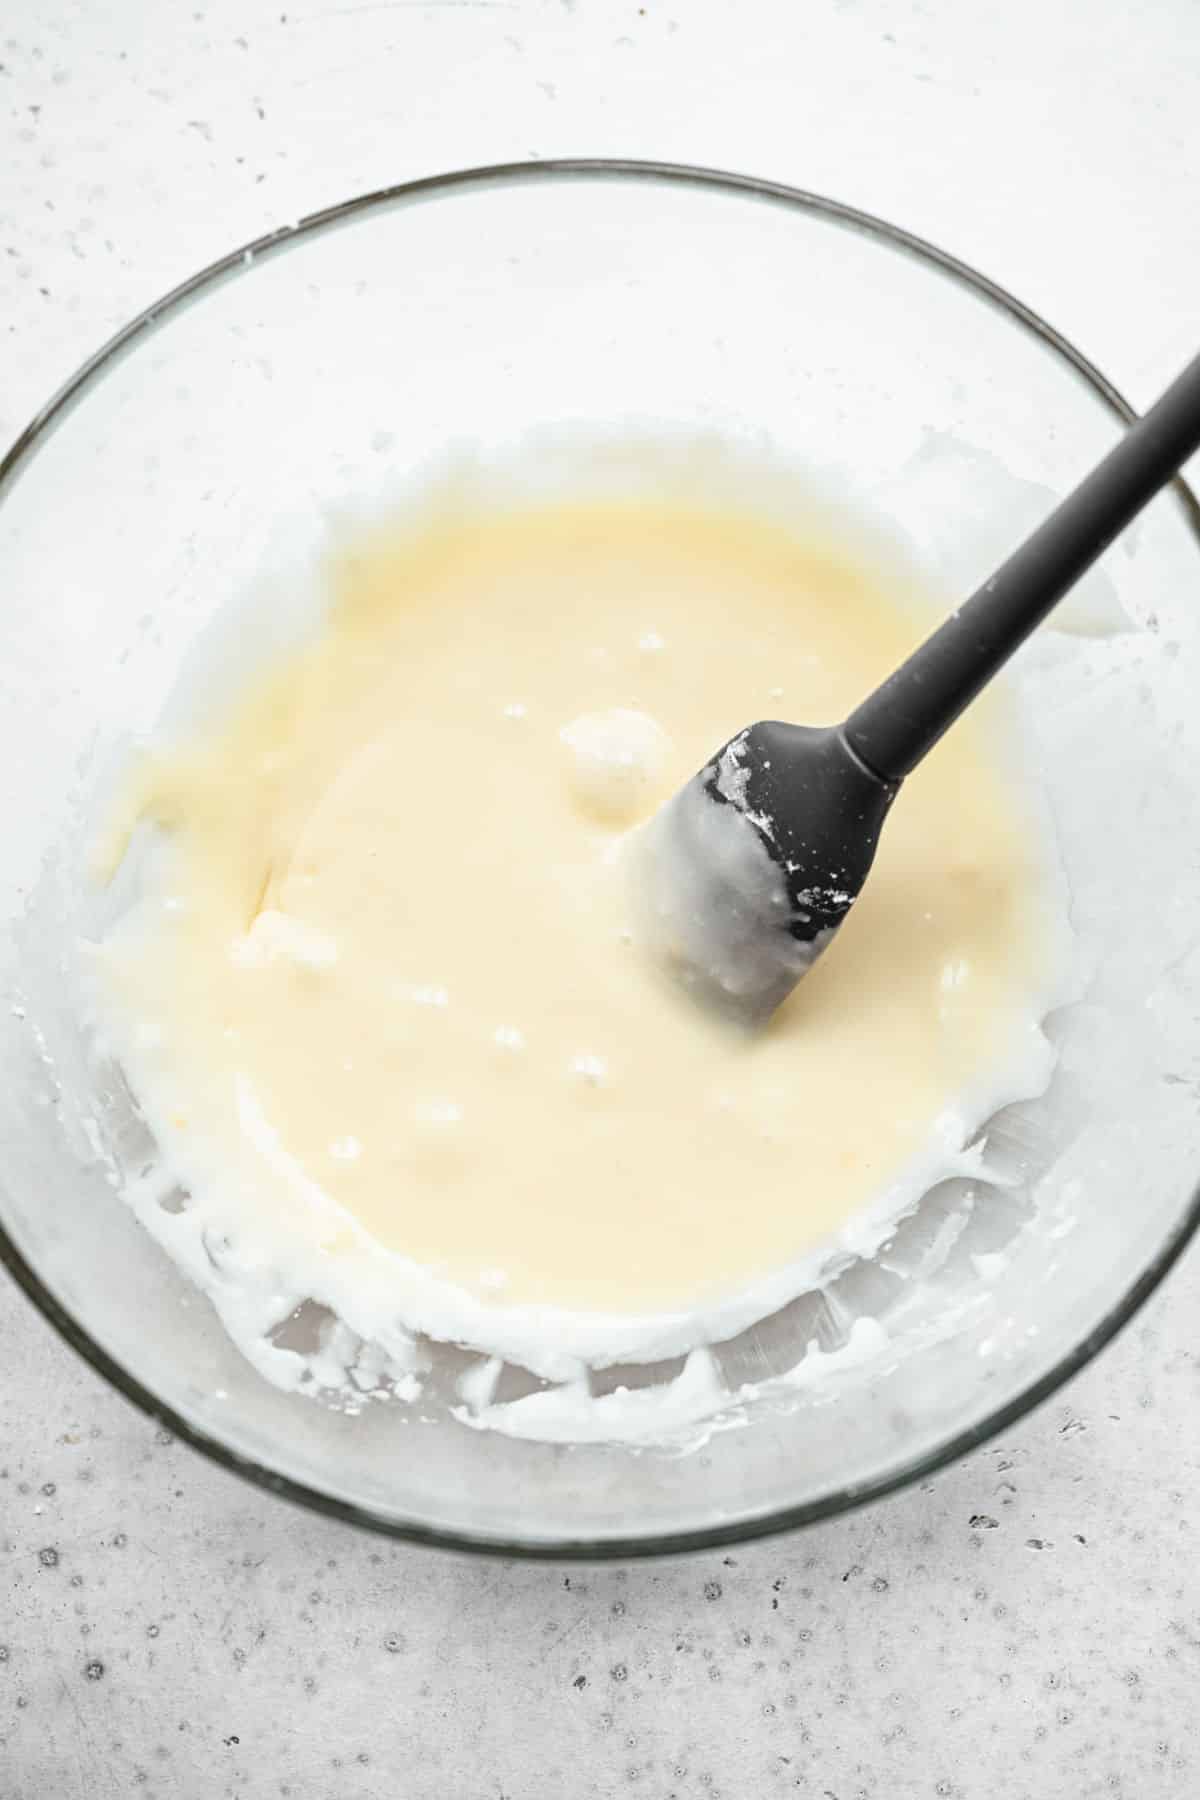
[844,349,1200,784]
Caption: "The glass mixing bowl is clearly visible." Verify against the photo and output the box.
[3,162,1200,1557]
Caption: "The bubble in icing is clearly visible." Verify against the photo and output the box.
[558,706,672,824]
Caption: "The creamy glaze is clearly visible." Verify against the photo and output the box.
[92,493,1054,1378]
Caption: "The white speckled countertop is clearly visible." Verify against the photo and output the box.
[3,3,1200,1794]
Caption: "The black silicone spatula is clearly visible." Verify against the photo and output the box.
[637,349,1200,1025]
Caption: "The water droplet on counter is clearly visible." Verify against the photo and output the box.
[328,1136,362,1162]
[493,1025,526,1051]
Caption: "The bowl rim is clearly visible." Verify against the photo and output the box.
[3,156,1199,1561]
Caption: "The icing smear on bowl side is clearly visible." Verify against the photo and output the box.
[82,466,1072,1448]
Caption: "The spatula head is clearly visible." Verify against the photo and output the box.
[634,722,897,1025]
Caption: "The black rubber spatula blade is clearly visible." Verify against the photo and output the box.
[636,722,896,1024]
[639,348,1200,1025]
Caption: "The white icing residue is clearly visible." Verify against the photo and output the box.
[713,728,775,842]
[559,706,671,824]
[457,1346,724,1446]
[456,1353,503,1412]
[455,1320,896,1450]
